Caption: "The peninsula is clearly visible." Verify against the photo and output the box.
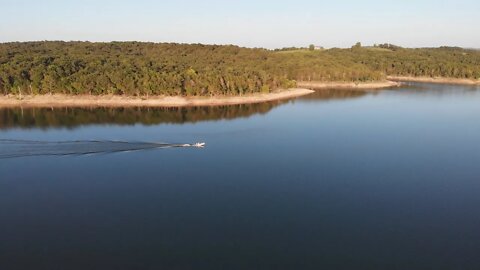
[1,42,479,107]
[0,88,314,108]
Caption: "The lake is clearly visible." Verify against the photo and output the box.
[1,82,480,270]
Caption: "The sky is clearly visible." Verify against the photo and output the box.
[1,0,479,48]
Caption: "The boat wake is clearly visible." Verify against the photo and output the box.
[0,139,205,159]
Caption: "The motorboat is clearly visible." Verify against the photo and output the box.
[192,142,206,148]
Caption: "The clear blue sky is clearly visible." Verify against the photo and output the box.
[1,0,479,48]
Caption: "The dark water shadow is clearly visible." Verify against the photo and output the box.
[0,101,290,130]
[297,88,372,102]
[394,81,480,96]
[299,82,480,102]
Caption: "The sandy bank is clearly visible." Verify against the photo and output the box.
[0,88,314,108]
[297,80,401,90]
[387,76,480,86]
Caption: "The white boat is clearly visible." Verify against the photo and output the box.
[193,142,206,148]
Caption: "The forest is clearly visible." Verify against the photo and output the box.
[1,41,479,96]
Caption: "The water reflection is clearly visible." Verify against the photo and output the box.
[298,88,370,101]
[299,82,480,101]
[0,101,287,130]
[0,89,373,130]
[394,82,480,96]
[5,84,474,130]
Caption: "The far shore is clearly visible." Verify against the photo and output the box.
[387,76,480,86]
[0,88,314,108]
[297,80,401,90]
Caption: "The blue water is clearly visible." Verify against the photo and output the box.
[1,83,480,269]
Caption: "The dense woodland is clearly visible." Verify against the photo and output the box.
[1,41,479,96]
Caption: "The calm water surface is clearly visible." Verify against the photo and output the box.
[1,83,480,269]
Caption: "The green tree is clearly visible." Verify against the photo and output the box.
[352,42,362,50]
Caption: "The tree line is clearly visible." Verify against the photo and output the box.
[1,41,479,96]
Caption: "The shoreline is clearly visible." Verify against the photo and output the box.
[0,88,314,108]
[297,80,401,90]
[2,76,476,109]
[387,76,480,86]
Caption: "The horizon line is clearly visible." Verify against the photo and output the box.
[1,40,478,50]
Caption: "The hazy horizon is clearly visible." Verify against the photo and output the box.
[1,40,479,50]
[2,0,479,49]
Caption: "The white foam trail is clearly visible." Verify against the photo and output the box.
[0,139,204,159]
